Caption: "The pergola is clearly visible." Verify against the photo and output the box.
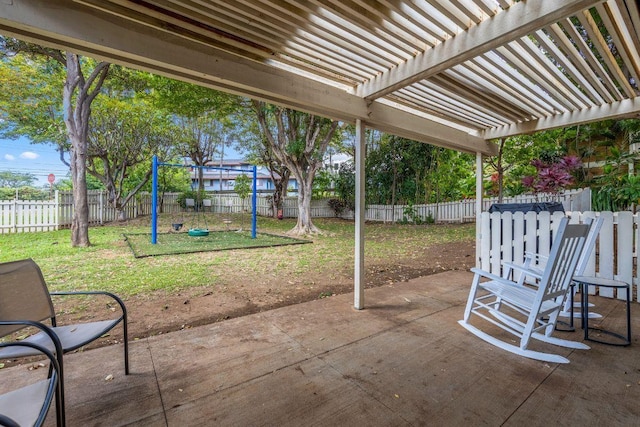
[1,0,638,308]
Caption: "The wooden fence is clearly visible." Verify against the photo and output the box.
[478,210,639,302]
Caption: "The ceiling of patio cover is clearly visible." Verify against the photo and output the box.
[0,0,638,155]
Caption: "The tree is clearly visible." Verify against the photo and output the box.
[232,100,290,218]
[333,161,356,211]
[0,171,36,188]
[149,76,241,191]
[0,38,110,247]
[87,96,174,220]
[0,44,186,238]
[62,54,109,246]
[586,119,640,210]
[259,140,291,219]
[253,101,339,235]
[483,127,582,200]
[175,114,226,192]
[364,136,469,206]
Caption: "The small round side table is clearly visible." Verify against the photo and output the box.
[573,276,631,347]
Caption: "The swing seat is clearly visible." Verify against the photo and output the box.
[188,228,209,237]
[171,223,183,231]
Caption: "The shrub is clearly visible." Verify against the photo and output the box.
[327,198,347,217]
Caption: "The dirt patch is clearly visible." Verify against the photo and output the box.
[50,239,475,348]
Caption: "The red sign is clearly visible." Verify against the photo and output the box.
[47,173,55,184]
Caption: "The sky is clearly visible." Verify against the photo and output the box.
[0,136,70,187]
[0,136,247,187]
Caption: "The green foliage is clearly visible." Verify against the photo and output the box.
[148,75,244,179]
[0,171,36,187]
[0,186,50,200]
[327,198,347,217]
[54,175,104,191]
[333,162,356,211]
[0,52,67,146]
[234,174,252,200]
[148,75,240,118]
[484,134,567,199]
[587,119,640,211]
[176,189,207,209]
[312,169,333,197]
[87,93,175,209]
[592,174,640,211]
[399,202,433,225]
[400,202,422,224]
[425,211,435,224]
[150,165,190,193]
[362,135,474,206]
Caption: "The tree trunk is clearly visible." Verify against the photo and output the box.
[271,169,289,218]
[198,167,205,194]
[289,180,319,235]
[252,101,338,235]
[497,166,504,203]
[69,138,90,246]
[64,54,91,246]
[63,53,110,247]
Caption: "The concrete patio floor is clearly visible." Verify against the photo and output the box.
[2,270,639,426]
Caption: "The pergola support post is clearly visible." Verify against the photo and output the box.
[354,119,366,310]
[475,152,483,268]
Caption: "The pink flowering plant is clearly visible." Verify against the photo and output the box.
[522,155,581,194]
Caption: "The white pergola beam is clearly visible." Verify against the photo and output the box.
[0,0,496,155]
[479,98,640,139]
[356,0,605,101]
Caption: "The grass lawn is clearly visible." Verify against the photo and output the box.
[0,214,475,297]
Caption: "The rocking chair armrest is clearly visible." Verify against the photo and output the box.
[523,251,549,264]
[470,267,518,285]
[0,320,64,356]
[50,291,127,316]
[501,261,544,279]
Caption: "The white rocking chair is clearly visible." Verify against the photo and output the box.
[458,218,591,364]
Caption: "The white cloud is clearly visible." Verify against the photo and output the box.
[20,151,39,160]
[4,154,15,161]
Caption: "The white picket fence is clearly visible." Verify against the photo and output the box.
[478,210,639,302]
[0,190,142,233]
[0,187,594,233]
[0,195,59,233]
[363,188,590,223]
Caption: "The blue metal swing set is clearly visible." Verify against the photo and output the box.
[150,155,257,244]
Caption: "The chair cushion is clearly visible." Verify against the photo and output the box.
[0,319,120,358]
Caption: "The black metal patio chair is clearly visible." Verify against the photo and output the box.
[0,259,129,426]
[0,342,60,427]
